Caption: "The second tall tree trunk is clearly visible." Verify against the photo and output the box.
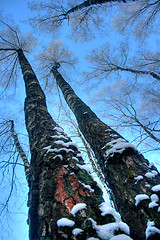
[52,66,160,240]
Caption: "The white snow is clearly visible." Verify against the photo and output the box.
[54,140,79,150]
[72,157,79,162]
[83,112,88,114]
[86,238,99,240]
[54,140,65,145]
[110,134,118,137]
[145,170,158,179]
[43,145,52,150]
[53,154,63,161]
[80,182,95,192]
[72,228,84,236]
[63,165,68,168]
[146,221,160,239]
[134,175,143,183]
[77,164,91,174]
[110,234,133,240]
[99,202,121,222]
[105,129,112,132]
[51,135,68,140]
[151,194,159,202]
[135,194,149,206]
[151,184,160,192]
[49,147,74,154]
[149,194,159,208]
[148,202,159,208]
[76,153,83,158]
[57,218,75,227]
[53,126,64,133]
[103,138,137,158]
[145,183,151,188]
[70,203,87,216]
[158,207,160,212]
[89,218,130,240]
[149,162,155,168]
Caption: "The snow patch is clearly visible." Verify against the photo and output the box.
[57,218,75,227]
[53,147,74,154]
[145,170,158,179]
[51,135,69,140]
[135,194,149,206]
[77,164,91,174]
[87,238,99,240]
[54,140,79,150]
[63,165,68,168]
[146,221,160,239]
[53,126,64,133]
[151,184,160,192]
[43,145,52,150]
[134,175,143,183]
[80,181,94,192]
[110,234,133,240]
[99,202,121,222]
[151,194,159,202]
[76,153,83,158]
[53,154,63,161]
[145,183,151,188]
[72,157,79,162]
[103,138,137,158]
[70,203,87,216]
[148,202,159,208]
[89,218,130,240]
[148,162,155,168]
[72,228,84,236]
[149,194,159,208]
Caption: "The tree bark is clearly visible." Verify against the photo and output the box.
[17,49,129,240]
[52,66,160,240]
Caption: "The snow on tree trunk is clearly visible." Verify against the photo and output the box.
[17,49,132,240]
[52,67,160,240]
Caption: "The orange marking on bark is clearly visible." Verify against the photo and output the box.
[55,177,69,202]
[72,190,81,203]
[55,167,69,203]
[64,198,75,212]
[55,166,75,212]
[68,175,80,191]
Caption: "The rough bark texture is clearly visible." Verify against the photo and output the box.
[17,49,131,240]
[52,67,160,240]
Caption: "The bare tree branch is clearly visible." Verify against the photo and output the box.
[10,120,30,184]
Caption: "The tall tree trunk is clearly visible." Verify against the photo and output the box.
[17,49,130,240]
[52,66,160,240]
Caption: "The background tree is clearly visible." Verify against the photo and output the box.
[84,44,160,152]
[28,0,160,40]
